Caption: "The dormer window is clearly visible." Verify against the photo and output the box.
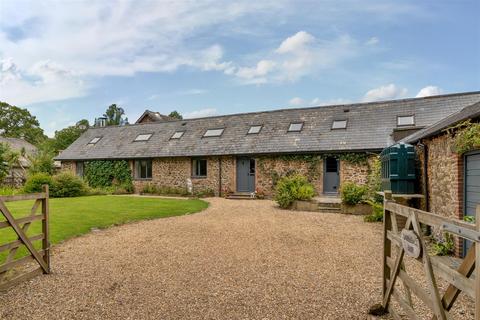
[88,137,101,144]
[134,133,153,141]
[288,122,303,132]
[332,120,347,130]
[248,125,262,134]
[397,115,415,127]
[171,131,185,139]
[203,128,224,137]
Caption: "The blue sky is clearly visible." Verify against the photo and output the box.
[0,0,479,136]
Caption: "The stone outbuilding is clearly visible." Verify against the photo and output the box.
[0,136,38,187]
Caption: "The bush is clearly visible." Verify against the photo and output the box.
[23,173,55,193]
[52,173,87,197]
[431,233,454,256]
[340,182,367,205]
[84,160,133,191]
[274,174,315,208]
[364,201,383,222]
[142,183,190,196]
[0,186,21,196]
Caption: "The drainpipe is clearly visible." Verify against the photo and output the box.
[218,157,222,197]
[417,143,429,212]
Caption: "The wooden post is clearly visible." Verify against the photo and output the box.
[383,191,393,296]
[476,204,480,320]
[42,185,50,274]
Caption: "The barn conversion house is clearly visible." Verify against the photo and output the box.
[56,92,480,198]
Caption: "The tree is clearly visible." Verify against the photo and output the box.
[0,101,46,145]
[168,110,183,120]
[0,143,11,181]
[53,123,88,152]
[103,104,126,126]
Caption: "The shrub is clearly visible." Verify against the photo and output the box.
[366,156,383,203]
[431,233,454,256]
[23,173,55,194]
[340,182,367,205]
[52,173,88,197]
[0,186,21,196]
[274,174,315,208]
[142,183,190,196]
[364,200,383,222]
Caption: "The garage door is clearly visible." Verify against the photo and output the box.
[464,151,480,257]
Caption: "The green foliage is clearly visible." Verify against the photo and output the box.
[28,148,56,175]
[142,183,190,196]
[193,188,215,198]
[168,110,183,120]
[0,186,21,196]
[84,160,133,192]
[464,216,475,223]
[366,156,383,203]
[432,233,455,256]
[450,120,480,154]
[51,173,87,198]
[274,174,315,208]
[23,173,55,193]
[0,101,46,145]
[364,200,384,222]
[340,182,368,205]
[0,143,11,181]
[52,125,88,152]
[103,104,126,126]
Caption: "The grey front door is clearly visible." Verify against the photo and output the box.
[236,158,255,192]
[324,157,340,194]
[464,151,480,257]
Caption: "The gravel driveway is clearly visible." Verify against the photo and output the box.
[1,198,388,319]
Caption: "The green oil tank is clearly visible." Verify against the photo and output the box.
[380,143,416,194]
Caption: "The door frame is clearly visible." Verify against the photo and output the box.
[323,157,340,195]
[236,157,256,192]
[463,149,480,257]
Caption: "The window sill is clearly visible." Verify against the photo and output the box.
[134,178,153,181]
[191,176,207,179]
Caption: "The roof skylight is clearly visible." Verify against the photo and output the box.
[248,125,262,134]
[288,122,303,132]
[134,133,153,141]
[88,137,101,144]
[171,131,184,139]
[332,120,348,130]
[203,128,224,137]
[397,115,415,126]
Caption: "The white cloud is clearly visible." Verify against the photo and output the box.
[184,108,218,119]
[276,31,315,54]
[366,37,379,45]
[235,60,276,84]
[363,84,408,102]
[288,97,305,106]
[416,85,443,97]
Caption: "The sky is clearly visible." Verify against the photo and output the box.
[0,0,479,137]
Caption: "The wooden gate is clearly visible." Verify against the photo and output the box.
[370,191,480,319]
[0,185,50,291]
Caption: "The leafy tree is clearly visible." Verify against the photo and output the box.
[168,110,183,120]
[103,104,126,126]
[76,119,90,129]
[0,143,11,181]
[0,101,46,145]
[53,124,88,152]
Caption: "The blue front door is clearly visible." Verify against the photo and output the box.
[236,158,255,192]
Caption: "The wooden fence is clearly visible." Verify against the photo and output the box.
[0,185,50,291]
[370,191,479,319]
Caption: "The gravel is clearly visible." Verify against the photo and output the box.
[0,198,474,319]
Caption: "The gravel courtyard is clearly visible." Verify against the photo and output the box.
[0,198,386,319]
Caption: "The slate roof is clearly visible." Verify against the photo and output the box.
[403,101,480,143]
[0,136,37,167]
[56,92,480,161]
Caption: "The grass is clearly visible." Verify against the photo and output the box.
[0,195,208,263]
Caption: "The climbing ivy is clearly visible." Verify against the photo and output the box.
[447,120,480,154]
[84,160,133,191]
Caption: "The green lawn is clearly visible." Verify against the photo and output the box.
[0,196,208,263]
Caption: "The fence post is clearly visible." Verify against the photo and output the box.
[476,204,480,320]
[42,184,50,274]
[382,191,393,297]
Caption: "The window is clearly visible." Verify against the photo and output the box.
[192,159,207,177]
[171,131,184,139]
[288,122,303,132]
[332,120,348,130]
[135,159,152,179]
[203,128,224,137]
[88,137,101,144]
[397,115,415,127]
[247,125,262,134]
[134,133,153,141]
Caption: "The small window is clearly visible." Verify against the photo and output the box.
[248,125,262,134]
[88,137,101,144]
[397,115,415,126]
[135,159,152,179]
[288,122,303,132]
[134,133,153,141]
[171,131,184,139]
[203,128,224,137]
[332,120,347,130]
[192,159,207,177]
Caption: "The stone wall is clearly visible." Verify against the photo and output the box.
[339,159,372,186]
[60,161,76,174]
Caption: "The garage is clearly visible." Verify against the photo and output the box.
[464,150,480,256]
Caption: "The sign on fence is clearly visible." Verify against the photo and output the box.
[0,185,50,291]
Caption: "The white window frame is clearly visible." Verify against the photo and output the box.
[134,133,153,141]
[397,115,415,127]
[247,125,262,134]
[171,131,185,139]
[203,128,224,137]
[288,122,304,132]
[332,120,348,130]
[88,137,101,144]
